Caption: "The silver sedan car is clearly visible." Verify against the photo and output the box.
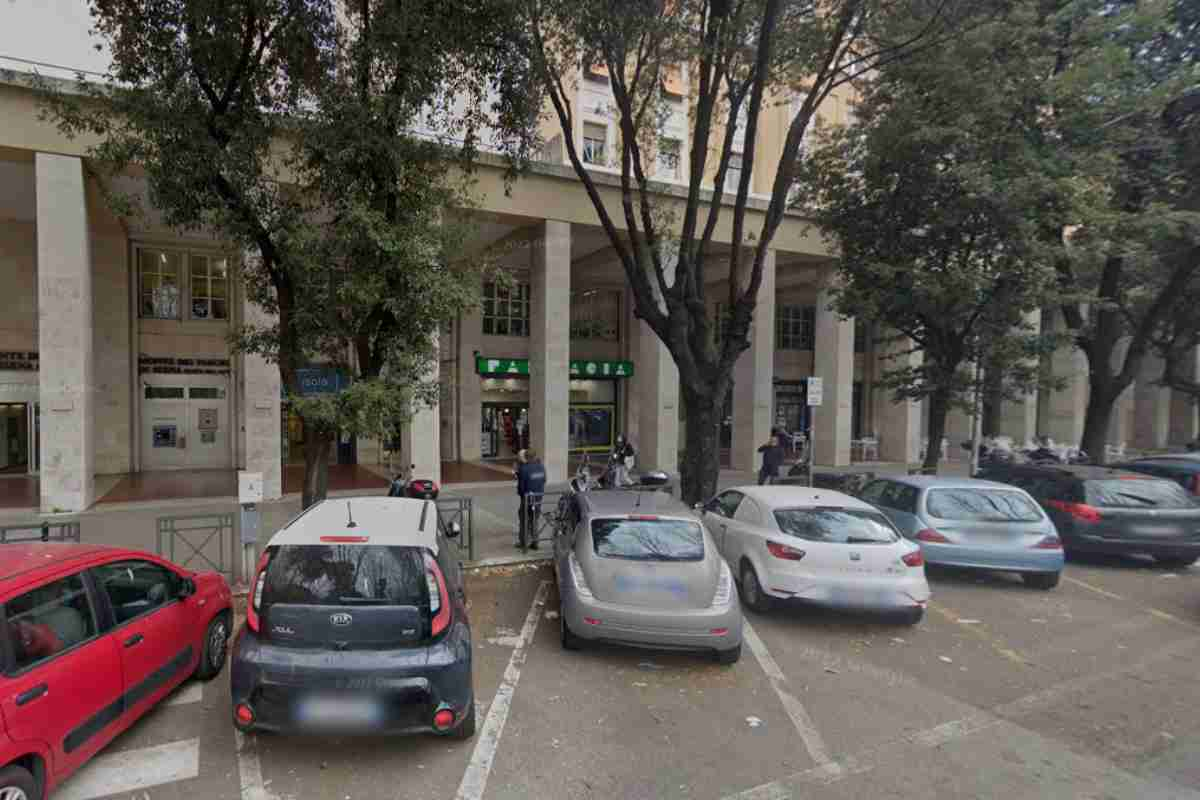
[553,490,743,664]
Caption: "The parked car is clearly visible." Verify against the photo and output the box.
[231,497,474,738]
[858,477,1064,589]
[975,463,1200,567]
[698,486,930,624]
[1111,455,1200,495]
[554,490,743,663]
[0,543,232,800]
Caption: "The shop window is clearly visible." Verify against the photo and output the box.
[583,122,608,166]
[190,255,229,320]
[140,249,182,319]
[656,138,681,180]
[570,289,620,341]
[144,386,185,399]
[776,305,815,350]
[482,282,531,337]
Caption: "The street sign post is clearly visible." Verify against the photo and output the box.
[806,378,823,487]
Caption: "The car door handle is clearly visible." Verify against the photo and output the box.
[124,633,145,648]
[15,684,47,706]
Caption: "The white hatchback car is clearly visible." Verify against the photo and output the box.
[698,486,931,624]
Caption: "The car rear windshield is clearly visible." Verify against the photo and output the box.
[591,518,705,561]
[261,545,428,607]
[1084,479,1197,509]
[926,488,1043,522]
[773,507,898,544]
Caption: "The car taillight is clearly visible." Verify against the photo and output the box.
[433,708,455,731]
[711,561,734,607]
[766,541,806,560]
[1047,500,1102,523]
[246,550,271,633]
[1033,535,1063,549]
[424,552,451,637]
[569,552,595,599]
[915,529,950,543]
[234,703,255,729]
[901,549,924,567]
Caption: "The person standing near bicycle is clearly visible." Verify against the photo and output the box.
[516,449,547,550]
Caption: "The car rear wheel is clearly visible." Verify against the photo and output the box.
[449,703,476,740]
[560,614,582,651]
[1022,571,1061,590]
[715,644,741,665]
[1155,554,1199,568]
[740,563,773,614]
[0,765,38,800]
[195,614,229,681]
[898,607,924,625]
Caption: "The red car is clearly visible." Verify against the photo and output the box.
[0,544,232,800]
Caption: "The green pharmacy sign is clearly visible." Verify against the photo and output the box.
[476,357,634,378]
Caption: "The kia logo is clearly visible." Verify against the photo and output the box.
[330,613,353,626]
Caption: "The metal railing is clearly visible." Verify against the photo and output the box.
[435,497,475,561]
[520,491,568,552]
[156,513,236,579]
[0,519,81,544]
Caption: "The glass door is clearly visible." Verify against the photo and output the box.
[29,402,39,474]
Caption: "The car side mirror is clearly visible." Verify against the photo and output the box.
[179,577,197,598]
[447,521,462,539]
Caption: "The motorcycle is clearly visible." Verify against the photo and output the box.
[388,464,440,499]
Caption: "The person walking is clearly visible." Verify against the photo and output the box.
[516,449,547,550]
[758,435,785,486]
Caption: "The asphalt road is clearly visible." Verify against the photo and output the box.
[53,554,1200,800]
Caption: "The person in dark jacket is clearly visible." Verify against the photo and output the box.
[516,450,547,549]
[758,435,785,486]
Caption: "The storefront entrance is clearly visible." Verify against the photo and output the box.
[0,403,34,475]
[482,403,529,460]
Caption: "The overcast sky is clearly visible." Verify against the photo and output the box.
[0,0,110,78]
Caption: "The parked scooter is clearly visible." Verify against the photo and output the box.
[388,463,440,499]
[570,455,600,493]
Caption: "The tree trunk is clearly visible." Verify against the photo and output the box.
[302,420,333,509]
[679,385,722,505]
[922,389,950,474]
[1080,383,1118,465]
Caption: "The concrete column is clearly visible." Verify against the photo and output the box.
[457,300,484,461]
[36,154,94,512]
[631,317,680,476]
[1133,353,1170,450]
[241,283,283,500]
[812,272,854,466]
[1169,346,1200,445]
[874,334,921,464]
[1040,307,1087,445]
[732,250,776,472]
[529,221,571,482]
[402,337,441,484]
[999,310,1041,445]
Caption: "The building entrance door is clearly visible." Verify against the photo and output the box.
[141,379,232,470]
[482,404,528,460]
[0,404,30,474]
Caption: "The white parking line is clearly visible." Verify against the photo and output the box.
[742,620,833,767]
[55,738,200,800]
[236,730,277,800]
[455,580,550,800]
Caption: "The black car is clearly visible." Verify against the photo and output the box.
[975,463,1200,567]
[230,497,474,738]
[1111,456,1200,496]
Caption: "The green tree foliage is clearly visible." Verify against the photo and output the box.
[44,0,537,506]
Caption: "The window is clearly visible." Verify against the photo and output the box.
[724,153,744,194]
[262,545,428,607]
[776,305,815,350]
[6,573,97,672]
[773,508,898,544]
[926,489,1044,522]
[583,122,608,166]
[190,387,227,400]
[591,518,705,562]
[1084,479,1197,509]
[140,249,182,319]
[190,255,229,320]
[570,289,620,340]
[714,490,744,518]
[858,481,888,506]
[145,386,185,400]
[734,497,762,527]
[482,282,531,337]
[855,319,868,353]
[880,483,919,514]
[94,560,180,624]
[656,138,681,180]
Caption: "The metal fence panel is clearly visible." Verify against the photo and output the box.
[156,513,236,577]
[0,520,81,544]
[435,497,474,562]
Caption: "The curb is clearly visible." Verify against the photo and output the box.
[465,552,553,570]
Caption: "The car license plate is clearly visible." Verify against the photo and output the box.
[296,694,384,727]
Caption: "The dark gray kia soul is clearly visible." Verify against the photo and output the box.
[230,498,474,738]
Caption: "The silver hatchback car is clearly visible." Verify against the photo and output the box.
[553,490,743,664]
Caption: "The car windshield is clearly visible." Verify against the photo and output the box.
[1084,479,1197,509]
[773,507,898,544]
[591,518,705,561]
[261,545,428,607]
[926,488,1043,522]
